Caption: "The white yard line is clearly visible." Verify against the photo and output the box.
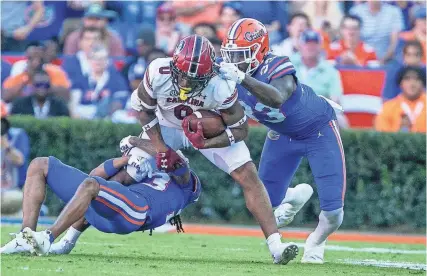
[78,240,425,256]
[338,259,427,271]
[293,243,426,255]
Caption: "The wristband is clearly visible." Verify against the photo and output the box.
[225,128,235,145]
[141,118,159,133]
[228,115,247,128]
[103,159,120,177]
[140,100,156,110]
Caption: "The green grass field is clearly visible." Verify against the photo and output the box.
[1,225,425,276]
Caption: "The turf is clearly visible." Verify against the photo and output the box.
[1,225,425,276]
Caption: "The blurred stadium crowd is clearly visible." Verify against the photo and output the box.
[0,1,426,214]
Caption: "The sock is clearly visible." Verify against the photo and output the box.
[62,227,82,244]
[48,232,55,243]
[266,232,282,254]
[308,208,344,246]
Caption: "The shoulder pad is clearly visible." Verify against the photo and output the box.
[267,56,296,80]
[210,76,237,109]
[144,58,172,97]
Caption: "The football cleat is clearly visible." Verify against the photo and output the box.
[0,232,33,254]
[275,184,313,228]
[49,239,75,255]
[272,242,299,265]
[22,227,52,256]
[301,233,326,264]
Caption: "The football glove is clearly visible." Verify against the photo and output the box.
[156,147,186,172]
[217,62,246,84]
[182,118,205,150]
[119,135,134,153]
[128,154,153,178]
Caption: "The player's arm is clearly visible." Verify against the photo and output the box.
[241,74,295,108]
[126,135,192,185]
[132,81,169,153]
[89,156,130,178]
[128,136,156,156]
[218,59,297,108]
[131,79,186,173]
[203,101,248,148]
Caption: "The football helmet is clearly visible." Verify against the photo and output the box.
[221,18,270,75]
[171,35,216,100]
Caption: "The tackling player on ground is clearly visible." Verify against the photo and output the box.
[217,18,346,264]
[130,34,298,264]
[0,139,200,255]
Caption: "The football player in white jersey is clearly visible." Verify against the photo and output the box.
[128,34,298,265]
[49,35,297,264]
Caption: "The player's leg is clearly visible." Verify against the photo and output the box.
[0,157,49,254]
[50,177,146,255]
[199,142,298,265]
[302,121,346,264]
[1,157,89,254]
[22,177,100,255]
[49,217,88,255]
[22,155,88,230]
[20,157,50,231]
[258,132,312,228]
[84,176,148,234]
[49,178,100,239]
[25,176,149,255]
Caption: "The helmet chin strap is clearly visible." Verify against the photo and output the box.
[246,57,260,75]
[245,43,261,75]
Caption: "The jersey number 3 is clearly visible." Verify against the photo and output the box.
[142,173,170,191]
[240,101,285,123]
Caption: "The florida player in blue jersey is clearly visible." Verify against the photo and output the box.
[217,18,346,264]
[0,137,200,255]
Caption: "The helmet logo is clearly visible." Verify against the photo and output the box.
[174,40,185,55]
[244,29,265,42]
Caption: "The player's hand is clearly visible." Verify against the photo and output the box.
[217,62,245,84]
[119,135,134,153]
[128,154,153,178]
[130,90,143,112]
[156,147,186,172]
[182,118,205,149]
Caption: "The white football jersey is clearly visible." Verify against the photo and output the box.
[141,58,238,128]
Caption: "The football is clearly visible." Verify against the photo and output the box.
[185,110,226,139]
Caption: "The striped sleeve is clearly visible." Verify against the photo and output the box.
[267,57,296,81]
[219,88,238,109]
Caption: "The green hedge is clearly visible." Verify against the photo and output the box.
[9,116,426,230]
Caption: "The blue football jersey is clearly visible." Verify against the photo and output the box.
[234,53,336,139]
[127,171,201,231]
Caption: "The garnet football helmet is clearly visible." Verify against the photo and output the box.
[171,35,216,100]
[221,18,270,75]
